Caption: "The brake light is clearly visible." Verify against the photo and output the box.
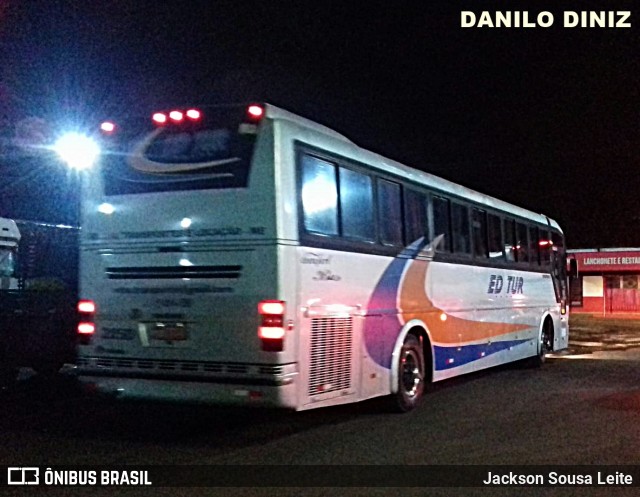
[258,300,285,351]
[77,299,96,343]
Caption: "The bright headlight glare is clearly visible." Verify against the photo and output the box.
[54,133,100,170]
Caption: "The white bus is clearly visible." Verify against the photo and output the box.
[75,103,569,411]
[0,217,20,291]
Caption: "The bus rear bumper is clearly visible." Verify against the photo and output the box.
[77,373,299,409]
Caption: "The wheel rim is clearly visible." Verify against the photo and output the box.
[401,349,423,398]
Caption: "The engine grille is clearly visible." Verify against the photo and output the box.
[308,317,352,396]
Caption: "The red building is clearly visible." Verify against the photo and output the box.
[569,248,640,315]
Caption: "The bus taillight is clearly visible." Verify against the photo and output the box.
[258,300,285,352]
[77,300,96,344]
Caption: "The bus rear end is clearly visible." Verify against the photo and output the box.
[76,104,299,407]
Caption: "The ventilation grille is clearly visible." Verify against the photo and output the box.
[308,317,352,396]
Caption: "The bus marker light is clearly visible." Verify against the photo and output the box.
[440,312,447,321]
[169,110,184,122]
[78,300,96,314]
[247,105,264,119]
[78,322,95,335]
[100,121,116,134]
[152,112,167,124]
[186,109,201,120]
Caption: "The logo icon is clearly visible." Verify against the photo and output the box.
[7,467,39,485]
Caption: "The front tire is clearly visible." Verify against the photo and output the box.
[529,320,552,368]
[393,334,426,412]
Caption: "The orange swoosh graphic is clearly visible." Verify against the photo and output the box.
[399,258,530,344]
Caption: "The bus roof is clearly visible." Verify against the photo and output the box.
[264,103,562,232]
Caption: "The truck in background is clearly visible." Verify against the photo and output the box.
[0,217,77,384]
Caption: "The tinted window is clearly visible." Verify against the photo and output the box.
[404,190,427,244]
[504,219,516,262]
[472,208,488,258]
[451,203,470,254]
[432,196,451,252]
[516,223,529,262]
[488,214,503,260]
[102,105,257,194]
[529,226,540,265]
[539,229,552,266]
[301,155,338,235]
[378,180,403,246]
[339,167,374,241]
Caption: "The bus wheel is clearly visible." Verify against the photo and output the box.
[394,334,425,412]
[530,319,552,368]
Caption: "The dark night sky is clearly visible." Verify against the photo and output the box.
[0,1,638,248]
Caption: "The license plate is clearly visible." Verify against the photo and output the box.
[148,323,188,341]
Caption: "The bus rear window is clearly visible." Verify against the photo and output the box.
[101,105,259,195]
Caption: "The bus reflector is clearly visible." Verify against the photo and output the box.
[258,300,285,351]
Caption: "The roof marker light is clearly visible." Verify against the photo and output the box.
[152,112,167,124]
[100,121,116,134]
[169,110,184,122]
[247,105,264,119]
[186,109,201,120]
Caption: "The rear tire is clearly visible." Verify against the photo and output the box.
[529,319,552,368]
[392,334,426,412]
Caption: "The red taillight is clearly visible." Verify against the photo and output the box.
[100,121,116,134]
[152,112,167,124]
[186,109,201,120]
[78,299,96,342]
[169,110,184,122]
[78,300,96,314]
[258,300,285,351]
[78,322,95,335]
[247,104,264,120]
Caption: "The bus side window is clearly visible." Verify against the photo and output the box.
[488,214,504,261]
[516,222,530,263]
[339,167,374,241]
[432,196,451,252]
[504,219,516,262]
[529,226,540,266]
[377,179,403,246]
[300,155,339,236]
[472,208,488,259]
[539,229,552,268]
[404,189,428,245]
[451,203,471,255]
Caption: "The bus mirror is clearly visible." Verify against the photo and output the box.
[568,258,578,278]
